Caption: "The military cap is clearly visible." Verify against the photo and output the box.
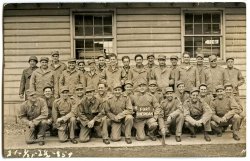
[147,54,155,59]
[124,80,133,86]
[215,85,224,91]
[176,80,185,87]
[190,87,200,94]
[165,87,174,93]
[40,57,49,62]
[209,55,217,62]
[77,59,85,65]
[196,53,204,59]
[51,50,59,56]
[88,59,96,65]
[68,58,76,63]
[224,83,233,89]
[26,89,36,96]
[75,84,84,90]
[199,83,207,88]
[226,57,234,62]
[113,83,122,89]
[60,86,69,93]
[28,56,38,63]
[85,86,95,92]
[158,55,166,60]
[149,80,157,86]
[170,55,178,60]
[137,79,147,86]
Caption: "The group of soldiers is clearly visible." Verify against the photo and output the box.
[18,50,245,146]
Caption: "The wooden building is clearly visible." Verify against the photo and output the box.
[3,2,246,121]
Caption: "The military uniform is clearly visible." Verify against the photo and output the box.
[98,64,106,73]
[18,91,48,144]
[174,90,190,104]
[127,65,150,89]
[151,65,173,90]
[199,94,214,106]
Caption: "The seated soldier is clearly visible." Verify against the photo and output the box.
[77,86,110,144]
[158,87,184,142]
[210,85,242,141]
[130,79,161,141]
[199,83,214,106]
[175,80,190,104]
[18,90,48,146]
[73,84,85,104]
[105,83,134,144]
[123,80,135,99]
[183,87,212,142]
[148,80,164,103]
[52,86,78,144]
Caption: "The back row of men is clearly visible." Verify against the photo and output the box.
[19,51,244,100]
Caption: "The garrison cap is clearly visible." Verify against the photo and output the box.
[60,86,69,93]
[190,87,200,94]
[51,50,59,56]
[75,84,84,90]
[124,80,133,86]
[85,86,95,92]
[88,59,96,65]
[26,89,36,96]
[165,87,174,93]
[113,83,122,89]
[176,80,185,87]
[215,85,224,91]
[196,53,204,59]
[158,55,166,60]
[68,58,76,63]
[199,83,207,88]
[149,80,157,86]
[40,57,49,62]
[147,54,155,59]
[226,57,234,62]
[224,83,233,89]
[28,56,38,63]
[170,55,178,60]
[209,55,217,62]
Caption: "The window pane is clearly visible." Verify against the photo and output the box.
[185,24,193,34]
[104,26,112,35]
[103,39,113,54]
[75,26,84,36]
[194,14,202,23]
[85,27,93,36]
[212,24,220,34]
[94,39,104,51]
[203,24,211,34]
[104,16,112,25]
[203,37,212,47]
[211,37,220,46]
[76,40,84,48]
[185,37,193,46]
[212,14,220,23]
[84,16,93,25]
[94,16,102,25]
[85,39,94,49]
[212,46,220,57]
[194,37,202,46]
[194,24,202,34]
[203,13,211,23]
[76,49,84,59]
[185,47,194,56]
[185,13,193,23]
[75,15,83,25]
[94,27,103,36]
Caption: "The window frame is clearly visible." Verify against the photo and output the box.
[181,8,225,62]
[70,9,117,59]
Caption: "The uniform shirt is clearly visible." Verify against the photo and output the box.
[159,97,183,120]
[127,65,150,88]
[83,69,100,89]
[176,64,200,90]
[41,96,55,119]
[183,98,212,124]
[151,65,173,89]
[199,94,214,107]
[150,91,164,104]
[52,97,76,123]
[104,95,133,121]
[100,65,126,89]
[77,96,105,127]
[174,91,190,104]
[123,66,131,79]
[170,65,179,88]
[59,68,84,95]
[98,64,106,73]
[30,67,55,97]
[196,65,208,84]
[18,97,48,125]
[145,63,157,79]
[19,66,38,97]
[224,67,245,92]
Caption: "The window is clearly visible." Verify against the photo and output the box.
[184,11,222,58]
[73,13,114,59]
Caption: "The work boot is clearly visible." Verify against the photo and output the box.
[125,138,132,144]
[103,139,110,144]
[204,132,211,142]
[233,134,240,141]
[175,136,181,142]
[70,138,78,144]
[38,141,45,146]
[149,135,157,141]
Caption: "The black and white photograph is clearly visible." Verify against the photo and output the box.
[1,1,247,158]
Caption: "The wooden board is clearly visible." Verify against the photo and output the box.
[4,49,71,56]
[117,8,181,15]
[117,27,181,34]
[4,9,70,16]
[117,34,181,41]
[117,21,180,28]
[117,46,181,53]
[4,16,70,23]
[117,40,181,47]
[4,22,70,30]
[4,29,70,36]
[117,15,180,21]
[4,42,71,49]
[4,35,70,43]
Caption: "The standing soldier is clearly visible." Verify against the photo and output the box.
[204,55,229,94]
[18,90,48,145]
[19,56,38,100]
[83,59,100,89]
[196,53,208,84]
[130,79,161,141]
[49,51,67,98]
[77,86,109,144]
[175,81,190,104]
[52,86,78,144]
[59,58,84,96]
[210,85,242,140]
[145,54,157,79]
[224,57,245,96]
[170,55,179,91]
[97,55,106,73]
[105,84,134,144]
[128,54,150,90]
[176,52,200,90]
[30,57,55,97]
[121,56,131,76]
[199,83,214,106]
[151,55,174,90]
[100,53,126,90]
[148,80,164,103]
[77,59,86,74]
[158,87,184,142]
[183,87,212,142]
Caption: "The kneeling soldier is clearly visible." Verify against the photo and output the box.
[210,85,242,141]
[77,86,110,144]
[183,87,212,142]
[52,86,78,144]
[158,87,184,142]
[105,83,134,144]
[18,90,48,146]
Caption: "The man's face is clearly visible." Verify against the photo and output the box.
[29,60,37,68]
[166,92,173,101]
[113,87,122,97]
[210,59,217,68]
[89,63,96,71]
[158,59,165,66]
[135,57,143,66]
[225,86,233,96]
[216,89,225,99]
[191,91,199,103]
[86,90,94,100]
[68,62,76,70]
[170,58,178,66]
[52,54,59,62]
[199,86,207,97]
[98,57,105,66]
[28,94,37,102]
[110,56,117,66]
[227,59,234,68]
[122,58,130,67]
[76,88,84,97]
[138,84,147,93]
[183,54,190,64]
[125,84,133,93]
[44,88,52,98]
[98,84,106,95]
[148,84,157,93]
[177,84,185,93]
[61,91,69,100]
[40,60,48,69]
[78,62,85,71]
[147,56,155,64]
[197,57,203,65]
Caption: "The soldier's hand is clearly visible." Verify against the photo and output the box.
[47,119,52,125]
[133,106,138,111]
[195,121,202,127]
[28,121,34,129]
[19,94,24,99]
[87,120,95,128]
[166,116,172,123]
[56,118,64,124]
[220,117,227,123]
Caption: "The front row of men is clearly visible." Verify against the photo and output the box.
[18,79,243,146]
